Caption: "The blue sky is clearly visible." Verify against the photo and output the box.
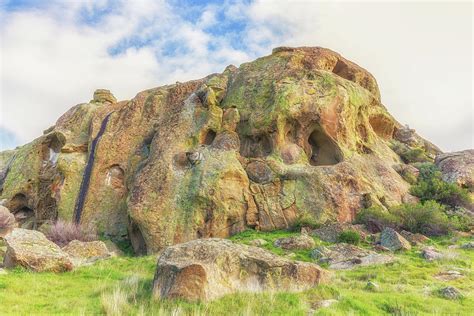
[0,0,472,151]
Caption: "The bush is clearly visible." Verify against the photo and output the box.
[390,141,431,163]
[355,207,398,232]
[337,230,361,245]
[45,219,98,247]
[290,213,321,232]
[410,163,471,208]
[357,201,455,236]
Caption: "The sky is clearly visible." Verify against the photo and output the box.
[0,0,472,152]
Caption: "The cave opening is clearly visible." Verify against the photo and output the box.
[202,129,217,146]
[8,193,35,227]
[239,133,273,158]
[307,128,342,166]
[128,220,147,256]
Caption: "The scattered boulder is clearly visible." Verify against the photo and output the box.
[245,161,274,184]
[311,243,395,270]
[0,205,16,237]
[421,247,444,261]
[249,239,268,247]
[435,150,474,191]
[62,240,111,266]
[399,230,429,246]
[435,270,463,281]
[438,286,463,300]
[312,223,370,243]
[460,241,474,250]
[3,228,73,272]
[274,234,315,250]
[153,238,328,301]
[380,227,411,251]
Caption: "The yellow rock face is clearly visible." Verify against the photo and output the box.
[0,47,440,253]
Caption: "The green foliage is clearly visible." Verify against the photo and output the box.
[337,230,361,245]
[410,163,471,208]
[357,201,457,236]
[290,212,322,232]
[390,141,431,163]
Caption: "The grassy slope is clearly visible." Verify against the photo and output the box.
[0,231,472,315]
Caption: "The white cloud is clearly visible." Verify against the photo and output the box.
[0,0,472,152]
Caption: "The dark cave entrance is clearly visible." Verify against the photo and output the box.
[307,128,342,166]
[202,129,217,145]
[128,220,147,256]
[9,193,35,228]
[239,133,273,158]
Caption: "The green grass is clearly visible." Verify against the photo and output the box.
[0,231,472,315]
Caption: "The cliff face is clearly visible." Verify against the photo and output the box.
[0,47,441,253]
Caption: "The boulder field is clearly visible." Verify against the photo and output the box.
[1,46,461,254]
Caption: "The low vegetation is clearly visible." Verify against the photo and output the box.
[410,163,471,208]
[44,219,98,247]
[0,230,472,315]
[390,141,431,164]
[337,230,361,245]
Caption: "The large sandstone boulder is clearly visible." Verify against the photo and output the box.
[3,228,73,272]
[62,240,111,266]
[152,238,328,301]
[0,47,444,253]
[0,205,15,237]
[435,150,474,192]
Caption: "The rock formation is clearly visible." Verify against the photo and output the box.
[0,46,445,254]
[152,238,328,301]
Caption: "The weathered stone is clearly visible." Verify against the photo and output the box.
[439,286,463,300]
[421,247,444,261]
[245,161,274,184]
[399,230,429,246]
[380,227,411,251]
[0,205,16,237]
[62,240,111,266]
[92,89,117,104]
[460,241,474,249]
[152,238,328,301]
[435,150,474,191]
[311,243,395,270]
[435,270,463,281]
[274,234,315,250]
[3,228,73,272]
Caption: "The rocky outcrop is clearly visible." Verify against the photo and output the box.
[0,205,15,237]
[3,228,73,272]
[152,238,328,301]
[311,243,394,270]
[435,150,474,192]
[312,223,370,242]
[0,47,446,253]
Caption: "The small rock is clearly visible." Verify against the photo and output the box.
[439,286,463,300]
[421,247,444,261]
[365,281,379,291]
[435,270,463,281]
[315,299,338,308]
[274,234,315,250]
[380,227,411,251]
[399,230,429,246]
[460,241,474,249]
[62,240,111,267]
[249,239,268,247]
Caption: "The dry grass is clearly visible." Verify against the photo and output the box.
[45,219,98,247]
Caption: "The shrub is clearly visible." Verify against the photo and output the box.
[410,163,471,208]
[290,213,321,232]
[355,207,398,233]
[337,230,361,245]
[357,201,457,236]
[45,219,98,247]
[390,141,431,163]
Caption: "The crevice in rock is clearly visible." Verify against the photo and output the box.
[128,218,147,256]
[8,193,35,228]
[73,112,113,224]
[369,114,394,139]
[307,127,342,166]
[239,133,273,158]
[332,59,354,82]
[202,129,217,146]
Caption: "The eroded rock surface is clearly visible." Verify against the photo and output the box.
[153,238,328,301]
[0,47,446,253]
[380,227,411,251]
[3,228,73,272]
[62,240,111,266]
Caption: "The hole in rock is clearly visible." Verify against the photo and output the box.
[202,129,217,145]
[128,220,147,256]
[105,165,125,190]
[332,59,353,82]
[369,114,394,139]
[239,134,273,158]
[307,127,342,166]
